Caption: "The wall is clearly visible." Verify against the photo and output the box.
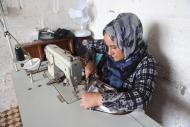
[0,0,190,127]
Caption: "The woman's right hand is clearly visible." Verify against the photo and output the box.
[85,61,96,79]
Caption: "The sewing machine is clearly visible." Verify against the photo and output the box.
[44,44,84,103]
[11,46,162,127]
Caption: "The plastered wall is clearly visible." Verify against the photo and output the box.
[0,0,190,127]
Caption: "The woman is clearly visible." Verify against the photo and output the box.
[80,13,157,114]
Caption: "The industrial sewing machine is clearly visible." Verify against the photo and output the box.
[12,45,162,127]
[11,46,162,127]
[44,44,85,103]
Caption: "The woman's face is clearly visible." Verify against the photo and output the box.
[104,33,125,61]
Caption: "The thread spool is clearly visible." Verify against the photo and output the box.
[15,44,25,61]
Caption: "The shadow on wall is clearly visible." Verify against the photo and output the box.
[145,23,190,126]
[144,23,171,124]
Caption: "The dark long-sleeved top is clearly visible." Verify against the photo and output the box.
[86,40,157,113]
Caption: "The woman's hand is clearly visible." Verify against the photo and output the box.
[85,61,96,79]
[80,92,102,109]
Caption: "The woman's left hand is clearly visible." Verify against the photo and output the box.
[80,92,102,109]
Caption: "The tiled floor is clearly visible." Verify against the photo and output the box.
[0,106,22,127]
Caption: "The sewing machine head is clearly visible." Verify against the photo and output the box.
[44,44,84,103]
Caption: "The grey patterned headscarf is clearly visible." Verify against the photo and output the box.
[103,13,146,59]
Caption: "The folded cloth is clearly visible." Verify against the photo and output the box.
[87,80,118,114]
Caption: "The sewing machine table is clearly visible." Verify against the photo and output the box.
[12,70,162,127]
